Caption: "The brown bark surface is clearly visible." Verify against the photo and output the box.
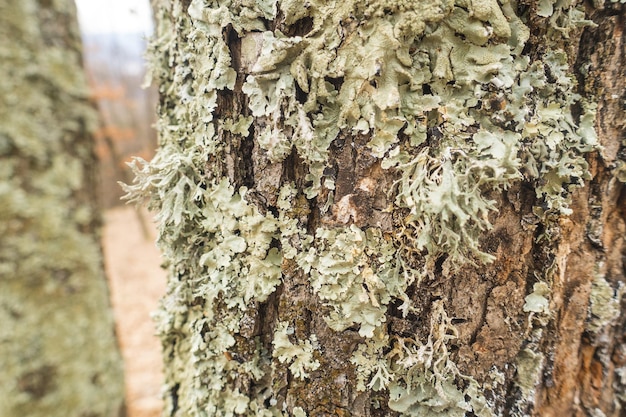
[532,3,626,415]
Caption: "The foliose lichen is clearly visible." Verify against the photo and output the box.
[296,225,410,338]
[126,0,601,414]
[352,301,494,416]
[272,321,320,379]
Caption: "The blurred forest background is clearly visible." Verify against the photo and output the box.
[76,1,165,416]
[77,0,157,207]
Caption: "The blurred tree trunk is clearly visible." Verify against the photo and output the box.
[132,0,624,416]
[0,1,125,416]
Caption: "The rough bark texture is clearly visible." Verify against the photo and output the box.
[0,1,125,416]
[128,0,624,416]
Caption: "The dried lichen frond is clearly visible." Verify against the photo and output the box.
[392,128,521,268]
[272,321,320,379]
[352,301,494,416]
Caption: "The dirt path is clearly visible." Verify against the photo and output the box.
[102,206,165,417]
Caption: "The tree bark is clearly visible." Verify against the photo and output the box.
[130,0,625,415]
[0,1,125,416]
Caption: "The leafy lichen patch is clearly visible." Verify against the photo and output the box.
[128,0,602,414]
[131,174,283,414]
[352,301,495,416]
[272,321,320,379]
[296,225,410,338]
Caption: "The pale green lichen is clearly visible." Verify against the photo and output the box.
[587,271,623,333]
[296,225,412,338]
[129,0,601,414]
[272,321,320,379]
[518,52,598,218]
[512,347,545,413]
[237,0,596,270]
[542,0,596,37]
[523,282,551,315]
[351,331,394,392]
[612,160,626,183]
[352,301,494,416]
[537,0,557,18]
[389,128,521,267]
[292,406,307,417]
[222,115,254,136]
[522,281,552,329]
[128,167,283,414]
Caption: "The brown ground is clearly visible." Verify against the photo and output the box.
[102,206,165,417]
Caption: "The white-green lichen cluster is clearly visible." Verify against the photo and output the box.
[0,1,124,416]
[353,301,493,416]
[138,177,283,414]
[127,0,600,414]
[587,269,623,334]
[272,321,320,379]
[296,225,410,338]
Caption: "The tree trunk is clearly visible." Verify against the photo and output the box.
[0,1,125,416]
[129,0,625,415]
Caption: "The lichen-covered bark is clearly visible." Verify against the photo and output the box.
[128,0,624,416]
[0,1,125,416]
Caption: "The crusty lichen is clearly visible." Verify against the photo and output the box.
[127,0,600,414]
[513,347,545,413]
[0,1,124,416]
[587,269,623,334]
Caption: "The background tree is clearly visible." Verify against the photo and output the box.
[0,1,125,416]
[127,0,625,415]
